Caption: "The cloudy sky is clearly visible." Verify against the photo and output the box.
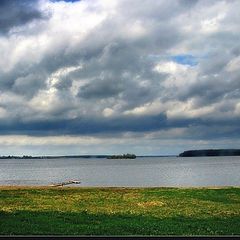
[0,0,240,156]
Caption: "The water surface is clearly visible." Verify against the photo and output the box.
[0,156,239,187]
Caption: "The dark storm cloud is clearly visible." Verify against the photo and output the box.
[0,67,48,99]
[174,49,240,107]
[179,123,240,141]
[179,73,240,106]
[0,0,45,34]
[1,112,240,143]
[78,77,124,99]
[12,73,47,98]
[0,113,167,135]
[76,41,163,104]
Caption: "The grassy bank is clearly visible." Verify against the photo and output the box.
[0,186,240,235]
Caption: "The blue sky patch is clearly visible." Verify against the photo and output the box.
[51,0,80,2]
[171,54,198,66]
[147,54,199,66]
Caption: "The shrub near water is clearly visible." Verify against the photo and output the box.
[0,187,240,235]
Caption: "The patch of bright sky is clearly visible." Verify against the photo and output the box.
[171,54,198,66]
[147,53,199,66]
[51,0,80,2]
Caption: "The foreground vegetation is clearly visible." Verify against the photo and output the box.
[0,186,240,235]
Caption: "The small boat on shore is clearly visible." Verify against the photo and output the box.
[49,180,81,187]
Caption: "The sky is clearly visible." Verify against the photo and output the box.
[0,0,240,156]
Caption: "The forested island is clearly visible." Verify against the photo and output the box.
[179,149,240,157]
[107,154,136,159]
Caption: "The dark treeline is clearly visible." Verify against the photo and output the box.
[179,149,240,157]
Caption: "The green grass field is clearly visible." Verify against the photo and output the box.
[0,186,240,235]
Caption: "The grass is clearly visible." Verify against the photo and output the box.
[0,186,240,235]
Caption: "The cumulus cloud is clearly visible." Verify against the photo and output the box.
[0,0,240,154]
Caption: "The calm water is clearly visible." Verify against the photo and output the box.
[0,156,240,187]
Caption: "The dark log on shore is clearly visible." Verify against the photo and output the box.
[49,180,81,187]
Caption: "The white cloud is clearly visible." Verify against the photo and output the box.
[103,107,115,117]
[154,61,197,89]
[226,56,240,72]
[166,100,215,119]
[123,101,166,116]
[200,13,226,34]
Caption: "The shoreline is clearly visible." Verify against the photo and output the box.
[0,185,239,190]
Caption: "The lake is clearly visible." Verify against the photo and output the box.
[0,156,240,187]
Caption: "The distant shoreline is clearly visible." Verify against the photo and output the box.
[3,149,240,159]
[0,185,239,189]
[0,155,177,159]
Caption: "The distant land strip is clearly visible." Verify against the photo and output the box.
[0,155,176,159]
[4,150,240,158]
[179,149,240,157]
[0,155,108,159]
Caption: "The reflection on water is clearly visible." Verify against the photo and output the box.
[0,156,239,187]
